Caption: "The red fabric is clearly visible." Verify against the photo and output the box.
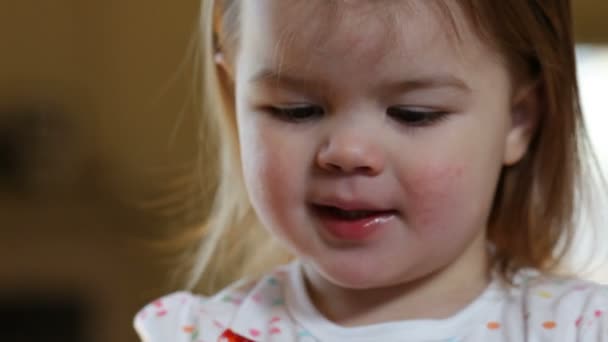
[219,329,254,342]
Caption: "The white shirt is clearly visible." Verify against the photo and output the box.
[134,261,608,341]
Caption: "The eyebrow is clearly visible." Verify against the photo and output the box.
[249,68,326,92]
[248,68,472,94]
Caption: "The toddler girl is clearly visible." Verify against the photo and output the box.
[135,0,608,340]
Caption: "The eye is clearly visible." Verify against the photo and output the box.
[386,107,448,127]
[266,105,324,122]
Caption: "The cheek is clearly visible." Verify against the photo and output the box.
[238,120,301,222]
[240,126,280,197]
[403,164,481,231]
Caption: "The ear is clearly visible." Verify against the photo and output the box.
[214,52,235,82]
[503,82,542,166]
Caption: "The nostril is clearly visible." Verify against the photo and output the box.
[326,162,343,172]
[322,161,377,175]
[355,165,374,174]
[317,139,385,175]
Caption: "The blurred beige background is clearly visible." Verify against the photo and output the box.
[0,1,606,341]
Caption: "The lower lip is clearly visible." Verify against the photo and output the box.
[314,210,396,241]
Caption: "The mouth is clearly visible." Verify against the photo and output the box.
[311,204,399,220]
[309,203,399,241]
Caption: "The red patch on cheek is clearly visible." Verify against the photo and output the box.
[404,165,465,229]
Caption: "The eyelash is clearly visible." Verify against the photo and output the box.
[386,107,448,127]
[266,105,324,122]
[266,105,448,127]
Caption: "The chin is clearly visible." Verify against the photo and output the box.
[311,251,446,292]
[313,257,404,290]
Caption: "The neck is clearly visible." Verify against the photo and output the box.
[302,235,491,326]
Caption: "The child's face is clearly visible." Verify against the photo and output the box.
[229,1,531,288]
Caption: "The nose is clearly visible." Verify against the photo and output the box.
[316,130,385,176]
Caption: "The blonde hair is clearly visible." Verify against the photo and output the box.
[181,0,604,293]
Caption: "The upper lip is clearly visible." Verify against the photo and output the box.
[310,197,396,212]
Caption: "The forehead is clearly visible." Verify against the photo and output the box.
[238,0,501,86]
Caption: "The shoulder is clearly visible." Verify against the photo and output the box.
[519,271,608,310]
[133,279,259,342]
[133,263,296,342]
[515,271,608,339]
[134,292,204,342]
